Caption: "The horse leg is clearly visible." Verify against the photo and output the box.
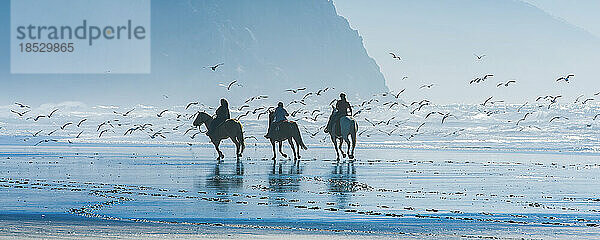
[339,138,346,158]
[331,136,340,161]
[271,140,277,161]
[288,138,297,161]
[350,130,356,159]
[237,135,245,157]
[294,138,301,160]
[344,136,351,159]
[230,137,240,161]
[213,140,223,161]
[278,141,287,158]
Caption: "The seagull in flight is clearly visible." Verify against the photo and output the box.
[35,139,58,146]
[47,109,59,118]
[114,108,135,117]
[77,119,88,127]
[378,129,397,136]
[474,53,486,60]
[389,52,402,61]
[441,113,456,124]
[10,110,30,117]
[14,102,30,108]
[425,111,443,119]
[496,80,516,87]
[60,122,73,130]
[419,84,434,89]
[186,102,199,110]
[218,80,242,91]
[206,63,224,71]
[581,98,595,104]
[549,116,569,123]
[285,87,307,94]
[416,122,426,132]
[157,109,169,117]
[393,89,406,99]
[481,96,494,106]
[99,129,113,138]
[556,74,574,83]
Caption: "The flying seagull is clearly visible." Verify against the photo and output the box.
[219,80,242,91]
[157,109,169,117]
[419,84,434,89]
[389,52,402,61]
[481,96,494,106]
[77,119,88,127]
[556,74,574,83]
[474,53,486,60]
[285,87,307,94]
[14,102,30,108]
[10,110,30,117]
[206,63,224,71]
[497,80,516,87]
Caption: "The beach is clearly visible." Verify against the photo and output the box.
[1,143,599,239]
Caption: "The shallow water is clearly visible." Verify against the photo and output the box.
[1,143,599,238]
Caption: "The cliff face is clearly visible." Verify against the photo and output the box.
[0,0,387,105]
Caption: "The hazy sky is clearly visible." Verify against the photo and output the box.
[522,0,600,38]
[333,0,600,104]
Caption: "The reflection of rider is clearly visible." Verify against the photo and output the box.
[265,102,289,138]
[207,98,230,136]
[326,93,352,134]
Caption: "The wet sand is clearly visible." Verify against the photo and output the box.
[1,144,600,239]
[0,214,402,240]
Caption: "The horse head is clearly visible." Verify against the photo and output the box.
[328,105,338,120]
[268,110,274,122]
[193,111,212,126]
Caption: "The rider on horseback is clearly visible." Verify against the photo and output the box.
[325,93,352,135]
[207,98,230,136]
[265,102,289,139]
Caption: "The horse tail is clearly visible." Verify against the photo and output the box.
[292,122,308,150]
[351,119,358,147]
[237,122,245,154]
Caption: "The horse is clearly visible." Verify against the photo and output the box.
[325,106,358,160]
[192,112,245,161]
[266,111,308,160]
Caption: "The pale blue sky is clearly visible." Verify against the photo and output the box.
[522,0,600,38]
[334,0,600,104]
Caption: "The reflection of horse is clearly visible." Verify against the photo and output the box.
[328,160,357,207]
[326,107,358,160]
[268,160,302,193]
[193,112,245,161]
[204,159,244,192]
[267,111,307,160]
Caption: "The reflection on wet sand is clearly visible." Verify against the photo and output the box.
[204,160,244,192]
[328,160,357,207]
[268,160,302,193]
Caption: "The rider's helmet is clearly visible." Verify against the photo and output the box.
[340,92,346,99]
[220,98,228,107]
[278,102,284,107]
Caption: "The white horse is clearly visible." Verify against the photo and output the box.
[325,107,358,160]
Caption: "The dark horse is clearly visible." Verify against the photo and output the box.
[266,111,307,160]
[193,112,245,161]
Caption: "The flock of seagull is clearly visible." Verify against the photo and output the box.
[4,53,600,147]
